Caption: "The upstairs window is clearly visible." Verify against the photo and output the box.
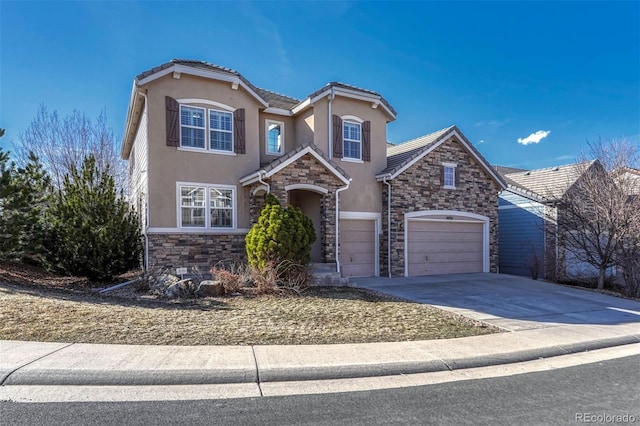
[266,120,284,155]
[180,106,206,149]
[178,105,233,152]
[443,163,457,189]
[209,110,233,152]
[343,121,362,160]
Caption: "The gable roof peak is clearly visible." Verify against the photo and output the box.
[377,125,506,189]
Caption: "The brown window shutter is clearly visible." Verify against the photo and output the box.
[234,108,246,154]
[455,167,460,187]
[440,165,445,186]
[362,121,371,162]
[165,96,180,147]
[332,114,343,158]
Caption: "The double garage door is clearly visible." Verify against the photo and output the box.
[407,220,484,276]
[339,216,486,277]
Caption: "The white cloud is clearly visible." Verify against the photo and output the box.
[517,130,551,145]
[477,139,485,144]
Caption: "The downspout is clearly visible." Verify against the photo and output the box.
[382,174,392,277]
[257,170,270,194]
[554,204,559,279]
[139,90,150,272]
[335,179,352,274]
[328,86,335,159]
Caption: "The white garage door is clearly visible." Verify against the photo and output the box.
[340,219,376,278]
[407,220,484,276]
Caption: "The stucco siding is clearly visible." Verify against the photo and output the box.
[259,112,296,165]
[143,74,262,229]
[319,97,388,213]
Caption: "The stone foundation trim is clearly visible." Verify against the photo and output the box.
[147,228,250,234]
[146,232,247,270]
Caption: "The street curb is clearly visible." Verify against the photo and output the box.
[2,368,257,386]
[443,335,640,371]
[2,336,638,386]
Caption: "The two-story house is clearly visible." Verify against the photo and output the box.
[121,59,505,278]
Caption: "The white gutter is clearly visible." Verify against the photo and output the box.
[257,170,270,194]
[328,86,335,159]
[335,179,352,274]
[382,174,392,277]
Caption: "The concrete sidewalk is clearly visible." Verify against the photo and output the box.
[1,323,639,386]
[2,274,639,387]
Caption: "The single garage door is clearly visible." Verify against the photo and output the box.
[407,220,483,276]
[340,219,376,278]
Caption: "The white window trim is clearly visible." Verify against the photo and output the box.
[177,146,237,156]
[177,98,235,112]
[340,115,364,124]
[265,119,285,156]
[208,109,234,153]
[176,182,238,230]
[341,158,364,164]
[343,120,362,161]
[179,105,206,150]
[442,162,457,189]
[178,103,234,154]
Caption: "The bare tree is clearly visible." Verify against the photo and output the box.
[11,104,127,192]
[558,138,640,290]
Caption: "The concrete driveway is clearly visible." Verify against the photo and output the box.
[351,273,640,331]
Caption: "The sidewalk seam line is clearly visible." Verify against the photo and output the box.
[0,343,75,386]
[251,346,263,397]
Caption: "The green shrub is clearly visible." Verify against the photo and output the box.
[245,194,316,269]
[0,149,50,264]
[43,154,142,281]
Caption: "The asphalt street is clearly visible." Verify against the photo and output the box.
[3,354,638,426]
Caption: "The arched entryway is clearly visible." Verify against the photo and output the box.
[286,184,326,263]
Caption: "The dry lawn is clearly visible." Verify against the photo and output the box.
[0,264,499,345]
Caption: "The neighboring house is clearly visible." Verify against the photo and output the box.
[615,166,640,196]
[495,161,612,280]
[121,59,505,278]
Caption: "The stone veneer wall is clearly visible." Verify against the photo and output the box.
[248,153,346,263]
[147,233,247,270]
[381,138,500,277]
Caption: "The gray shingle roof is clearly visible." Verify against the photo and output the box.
[137,59,240,81]
[379,126,455,176]
[254,88,300,110]
[135,60,393,116]
[499,161,594,202]
[306,82,397,117]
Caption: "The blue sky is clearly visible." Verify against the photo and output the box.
[1,1,638,169]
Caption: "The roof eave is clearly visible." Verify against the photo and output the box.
[120,81,145,159]
[292,85,397,120]
[137,64,269,108]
